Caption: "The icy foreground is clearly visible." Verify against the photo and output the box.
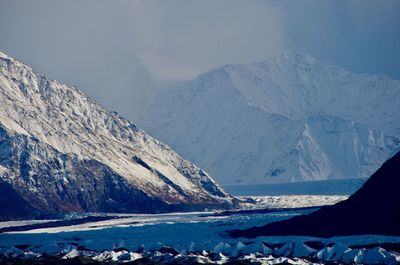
[137,50,400,184]
[0,206,399,265]
[0,52,235,220]
[2,242,399,265]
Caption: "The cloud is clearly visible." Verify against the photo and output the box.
[0,0,399,114]
[142,0,286,80]
[0,0,286,82]
[276,0,400,78]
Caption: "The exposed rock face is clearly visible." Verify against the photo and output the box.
[0,52,235,220]
[230,152,400,238]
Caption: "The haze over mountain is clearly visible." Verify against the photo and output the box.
[0,52,235,220]
[135,51,400,184]
[73,54,160,125]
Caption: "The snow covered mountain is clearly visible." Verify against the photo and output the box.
[0,52,235,220]
[137,51,400,184]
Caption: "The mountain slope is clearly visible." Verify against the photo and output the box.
[225,51,400,135]
[137,51,400,184]
[230,152,400,238]
[0,52,235,220]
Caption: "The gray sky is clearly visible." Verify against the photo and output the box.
[0,0,399,97]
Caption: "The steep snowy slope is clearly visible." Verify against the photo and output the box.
[0,52,234,220]
[138,51,400,184]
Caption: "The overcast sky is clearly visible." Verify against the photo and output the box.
[0,0,399,97]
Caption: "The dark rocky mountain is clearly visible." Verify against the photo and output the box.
[230,152,400,238]
[0,52,236,220]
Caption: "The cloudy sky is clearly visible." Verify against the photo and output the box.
[0,0,399,103]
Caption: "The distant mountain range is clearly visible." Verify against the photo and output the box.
[135,51,400,184]
[0,52,235,220]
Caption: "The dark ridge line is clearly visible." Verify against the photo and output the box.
[0,215,122,234]
[206,205,321,217]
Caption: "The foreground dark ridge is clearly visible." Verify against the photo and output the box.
[230,152,400,238]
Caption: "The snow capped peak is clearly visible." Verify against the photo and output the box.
[137,51,400,184]
[200,50,400,135]
[268,49,319,66]
[0,52,234,219]
[0,51,13,60]
[211,50,324,77]
[214,50,320,75]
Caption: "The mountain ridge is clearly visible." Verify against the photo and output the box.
[136,50,400,184]
[220,50,400,134]
[0,51,235,220]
